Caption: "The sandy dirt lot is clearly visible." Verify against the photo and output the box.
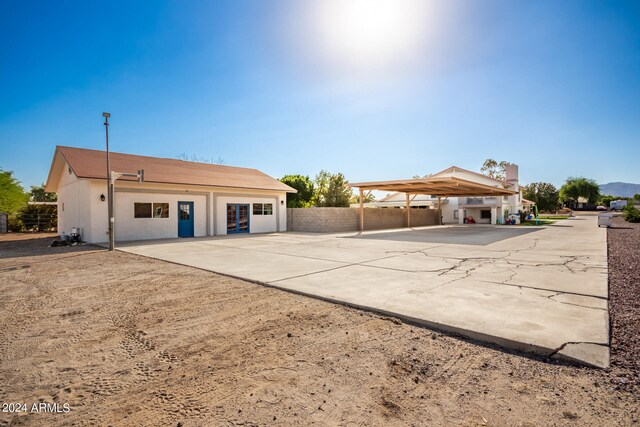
[0,233,638,426]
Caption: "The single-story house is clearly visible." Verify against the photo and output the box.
[353,164,528,225]
[45,146,296,243]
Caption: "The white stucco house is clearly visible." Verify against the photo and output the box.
[45,146,296,243]
[359,164,531,225]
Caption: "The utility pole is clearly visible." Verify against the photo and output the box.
[103,112,114,251]
[108,169,144,251]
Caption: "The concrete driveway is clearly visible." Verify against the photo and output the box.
[117,216,609,368]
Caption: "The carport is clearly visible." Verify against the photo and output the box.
[350,176,517,231]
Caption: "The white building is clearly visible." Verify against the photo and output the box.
[361,165,529,225]
[45,146,295,243]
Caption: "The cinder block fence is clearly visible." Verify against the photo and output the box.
[287,208,439,233]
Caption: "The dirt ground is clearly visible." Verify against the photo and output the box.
[0,232,638,426]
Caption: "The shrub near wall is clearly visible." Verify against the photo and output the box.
[287,208,439,233]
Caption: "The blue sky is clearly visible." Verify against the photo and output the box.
[1,0,639,190]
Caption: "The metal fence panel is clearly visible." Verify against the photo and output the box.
[0,213,7,233]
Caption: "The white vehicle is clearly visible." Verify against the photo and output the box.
[610,200,628,211]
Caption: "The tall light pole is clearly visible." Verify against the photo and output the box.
[103,112,114,251]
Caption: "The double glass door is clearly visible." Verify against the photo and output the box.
[227,204,249,234]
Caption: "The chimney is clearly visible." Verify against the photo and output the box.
[505,164,519,191]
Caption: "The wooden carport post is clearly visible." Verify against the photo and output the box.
[359,188,364,232]
[437,197,443,225]
[406,193,411,228]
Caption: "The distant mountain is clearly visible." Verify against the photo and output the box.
[600,182,640,197]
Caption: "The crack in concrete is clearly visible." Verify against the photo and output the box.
[268,264,354,283]
[548,341,609,358]
[502,264,520,284]
[426,258,484,289]
[384,244,448,256]
[526,238,539,251]
[476,279,608,300]
[435,258,468,277]
[353,263,460,274]
[547,294,607,311]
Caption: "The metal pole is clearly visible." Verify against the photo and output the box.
[109,174,115,250]
[103,112,114,251]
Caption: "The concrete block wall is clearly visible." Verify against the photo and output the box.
[363,208,405,229]
[287,208,439,233]
[405,209,440,227]
[287,208,358,233]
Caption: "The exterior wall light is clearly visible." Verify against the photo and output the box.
[281,200,284,206]
[100,194,106,202]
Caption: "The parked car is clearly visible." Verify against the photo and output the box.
[596,205,608,211]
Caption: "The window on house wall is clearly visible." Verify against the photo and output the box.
[153,203,169,218]
[134,202,170,218]
[134,203,152,218]
[481,210,491,219]
[264,203,273,215]
[253,203,263,215]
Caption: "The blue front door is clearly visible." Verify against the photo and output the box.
[178,201,194,237]
[227,204,250,234]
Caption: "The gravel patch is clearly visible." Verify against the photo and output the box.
[607,216,640,394]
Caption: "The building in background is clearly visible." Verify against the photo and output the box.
[358,165,527,224]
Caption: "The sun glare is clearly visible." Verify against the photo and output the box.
[301,0,435,78]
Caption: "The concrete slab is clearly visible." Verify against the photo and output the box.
[118,239,346,283]
[118,215,609,368]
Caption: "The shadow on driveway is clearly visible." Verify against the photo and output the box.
[346,226,542,246]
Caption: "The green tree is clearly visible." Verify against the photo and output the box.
[623,205,640,223]
[280,175,314,208]
[559,177,601,207]
[0,169,28,214]
[634,194,640,201]
[312,170,352,207]
[480,159,511,180]
[350,192,376,204]
[598,195,618,208]
[311,170,330,206]
[522,182,559,212]
[29,183,57,202]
